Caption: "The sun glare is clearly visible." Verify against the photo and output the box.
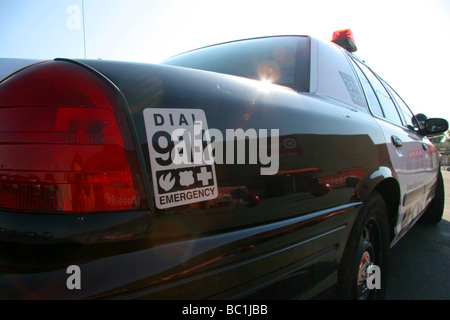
[257,79,273,92]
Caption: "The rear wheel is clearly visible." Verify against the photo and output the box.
[419,170,444,225]
[335,192,390,299]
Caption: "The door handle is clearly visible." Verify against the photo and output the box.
[422,143,428,151]
[391,135,403,147]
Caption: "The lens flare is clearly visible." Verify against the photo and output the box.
[257,60,280,83]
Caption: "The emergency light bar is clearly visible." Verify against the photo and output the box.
[332,29,357,52]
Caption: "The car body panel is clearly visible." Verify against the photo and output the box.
[73,58,388,239]
[374,118,438,242]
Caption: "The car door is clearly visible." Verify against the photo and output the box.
[381,80,439,237]
[349,57,437,242]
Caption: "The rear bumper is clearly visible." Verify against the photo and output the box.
[0,203,360,299]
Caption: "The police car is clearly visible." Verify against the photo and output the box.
[0,29,447,299]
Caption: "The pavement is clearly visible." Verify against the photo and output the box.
[385,169,450,300]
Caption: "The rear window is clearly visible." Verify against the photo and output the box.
[162,36,311,92]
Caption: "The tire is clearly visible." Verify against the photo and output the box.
[419,170,444,225]
[334,192,390,299]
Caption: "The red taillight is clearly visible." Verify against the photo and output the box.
[0,61,141,212]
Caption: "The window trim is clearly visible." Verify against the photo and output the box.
[346,54,386,118]
[380,79,421,132]
[345,54,383,117]
[347,54,407,129]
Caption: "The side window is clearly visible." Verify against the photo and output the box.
[383,81,417,130]
[349,59,384,117]
[354,60,403,126]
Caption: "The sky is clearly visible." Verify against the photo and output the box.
[1,0,450,123]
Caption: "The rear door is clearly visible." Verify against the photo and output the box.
[348,56,438,242]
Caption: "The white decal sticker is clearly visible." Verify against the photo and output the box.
[144,108,218,209]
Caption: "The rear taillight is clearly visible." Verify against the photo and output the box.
[0,61,141,212]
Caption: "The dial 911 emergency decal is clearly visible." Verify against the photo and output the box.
[144,108,218,209]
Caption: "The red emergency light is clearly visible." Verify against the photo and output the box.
[332,29,357,52]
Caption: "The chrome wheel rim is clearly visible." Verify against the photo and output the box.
[356,243,374,300]
[355,218,381,300]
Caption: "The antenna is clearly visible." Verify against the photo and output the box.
[82,0,87,59]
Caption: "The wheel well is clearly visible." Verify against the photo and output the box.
[373,178,400,241]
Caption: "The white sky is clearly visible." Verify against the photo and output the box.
[1,0,450,122]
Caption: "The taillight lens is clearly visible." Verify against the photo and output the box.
[0,61,141,212]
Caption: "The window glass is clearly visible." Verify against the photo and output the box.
[383,81,417,129]
[349,58,384,117]
[162,36,310,92]
[354,60,403,126]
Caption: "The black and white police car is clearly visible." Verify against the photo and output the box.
[0,29,447,299]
